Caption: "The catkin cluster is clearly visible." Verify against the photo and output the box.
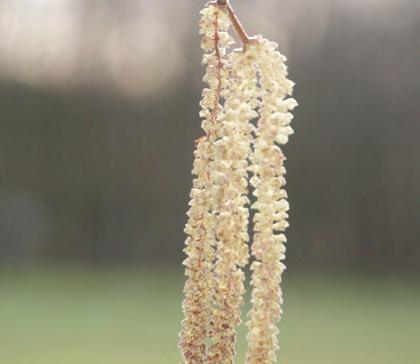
[180,2,297,364]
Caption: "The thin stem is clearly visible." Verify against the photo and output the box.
[217,0,252,44]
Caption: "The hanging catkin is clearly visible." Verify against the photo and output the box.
[180,2,296,364]
[179,4,232,363]
[206,42,259,364]
[246,36,297,364]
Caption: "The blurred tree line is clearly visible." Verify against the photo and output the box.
[0,0,418,270]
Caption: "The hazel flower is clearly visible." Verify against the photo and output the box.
[180,3,297,363]
[246,37,297,364]
[179,3,232,363]
[206,46,259,364]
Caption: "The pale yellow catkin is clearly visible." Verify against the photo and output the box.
[179,4,231,363]
[180,3,296,364]
[246,37,297,364]
[206,46,259,363]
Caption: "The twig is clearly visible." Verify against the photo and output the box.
[216,0,253,44]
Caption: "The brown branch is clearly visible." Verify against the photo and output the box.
[217,0,252,44]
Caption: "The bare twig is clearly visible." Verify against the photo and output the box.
[216,0,253,44]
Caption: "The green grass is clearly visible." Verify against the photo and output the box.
[0,267,419,363]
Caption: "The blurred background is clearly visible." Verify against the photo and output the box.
[0,0,419,363]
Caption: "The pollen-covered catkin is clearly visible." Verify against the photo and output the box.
[246,37,297,364]
[180,2,297,363]
[179,4,232,363]
[206,46,259,363]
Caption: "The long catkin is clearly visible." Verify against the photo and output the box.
[246,37,297,364]
[179,4,231,363]
[180,3,297,364]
